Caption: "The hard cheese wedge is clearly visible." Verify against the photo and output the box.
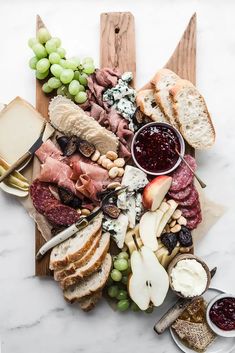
[0,97,45,164]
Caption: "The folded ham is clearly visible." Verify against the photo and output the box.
[82,68,134,159]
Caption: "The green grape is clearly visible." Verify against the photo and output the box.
[110,269,122,282]
[32,43,47,59]
[78,84,85,92]
[68,80,80,95]
[130,302,140,312]
[36,58,50,73]
[78,72,88,86]
[145,306,154,314]
[48,77,62,89]
[60,69,74,84]
[52,37,61,48]
[117,299,130,312]
[74,91,87,104]
[83,63,95,74]
[65,91,74,100]
[118,252,129,260]
[45,38,57,54]
[36,69,49,80]
[82,57,94,65]
[65,59,77,71]
[116,290,128,300]
[70,56,80,67]
[114,258,129,272]
[29,56,39,70]
[121,275,128,285]
[37,28,51,44]
[60,59,67,68]
[42,83,53,93]
[73,70,80,81]
[49,52,61,64]
[50,64,63,78]
[107,285,119,298]
[57,85,67,96]
[28,38,38,48]
[57,47,66,58]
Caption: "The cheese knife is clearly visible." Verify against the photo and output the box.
[0,121,46,183]
[36,186,127,260]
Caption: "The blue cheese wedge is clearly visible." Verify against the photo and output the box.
[103,213,129,248]
[121,165,149,192]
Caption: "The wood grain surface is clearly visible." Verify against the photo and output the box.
[35,15,51,276]
[100,12,136,86]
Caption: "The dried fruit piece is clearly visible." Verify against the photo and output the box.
[58,187,82,208]
[56,135,69,154]
[78,139,95,158]
[103,203,121,219]
[178,226,193,247]
[160,232,178,255]
[64,136,77,156]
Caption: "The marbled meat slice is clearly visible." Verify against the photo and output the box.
[30,179,60,214]
[46,204,80,226]
[177,188,199,207]
[186,212,202,230]
[168,183,194,201]
[170,155,197,192]
[179,202,201,219]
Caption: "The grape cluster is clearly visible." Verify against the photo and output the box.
[28,27,95,103]
[107,252,140,312]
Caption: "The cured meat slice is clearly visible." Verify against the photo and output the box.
[36,139,63,163]
[177,188,199,207]
[179,202,201,219]
[30,179,60,214]
[46,205,80,226]
[168,183,194,201]
[170,155,197,192]
[186,212,202,230]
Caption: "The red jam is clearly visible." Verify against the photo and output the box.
[133,124,181,174]
[209,297,235,331]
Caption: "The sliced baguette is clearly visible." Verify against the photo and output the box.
[151,69,180,128]
[170,80,215,149]
[64,253,112,303]
[54,229,102,281]
[136,89,169,123]
[60,232,110,289]
[78,291,102,311]
[49,214,103,270]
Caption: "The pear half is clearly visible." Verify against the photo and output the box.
[129,246,169,310]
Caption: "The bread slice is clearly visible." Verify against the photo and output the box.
[60,232,110,289]
[49,214,103,270]
[172,319,215,352]
[54,229,102,281]
[136,89,169,123]
[64,253,112,303]
[170,80,215,149]
[151,69,180,128]
[79,291,102,311]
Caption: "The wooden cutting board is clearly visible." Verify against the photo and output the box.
[35,12,196,276]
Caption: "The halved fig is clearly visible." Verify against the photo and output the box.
[78,140,95,158]
[103,204,121,219]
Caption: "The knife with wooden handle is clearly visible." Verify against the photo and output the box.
[154,267,217,334]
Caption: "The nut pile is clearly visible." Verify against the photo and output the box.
[164,209,187,233]
[91,150,125,179]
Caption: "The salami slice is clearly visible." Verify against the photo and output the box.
[177,188,199,207]
[179,202,201,218]
[170,155,197,192]
[168,183,194,201]
[46,204,80,226]
[30,179,60,214]
[186,212,202,230]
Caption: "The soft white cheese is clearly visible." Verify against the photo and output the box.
[171,259,208,297]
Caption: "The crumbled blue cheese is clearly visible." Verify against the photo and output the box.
[103,72,137,131]
[121,165,149,192]
[117,190,143,229]
[135,192,144,221]
[102,213,129,248]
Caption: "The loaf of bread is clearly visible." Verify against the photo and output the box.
[170,80,215,149]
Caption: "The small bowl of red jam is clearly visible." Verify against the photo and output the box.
[131,122,185,175]
[206,293,235,337]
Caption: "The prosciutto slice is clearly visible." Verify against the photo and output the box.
[36,139,63,163]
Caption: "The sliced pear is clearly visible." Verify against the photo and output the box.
[156,246,180,268]
[156,199,178,237]
[129,250,150,310]
[139,210,164,251]
[141,246,169,306]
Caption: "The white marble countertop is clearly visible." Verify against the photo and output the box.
[1,0,235,352]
